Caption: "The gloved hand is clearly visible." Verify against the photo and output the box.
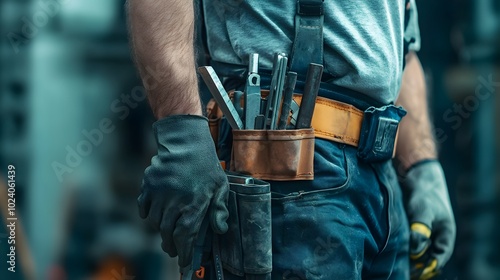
[138,115,229,270]
[401,160,456,280]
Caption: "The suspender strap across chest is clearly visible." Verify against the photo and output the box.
[289,0,325,75]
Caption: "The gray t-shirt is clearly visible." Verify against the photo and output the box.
[202,0,420,104]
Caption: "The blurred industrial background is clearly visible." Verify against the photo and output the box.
[0,0,498,279]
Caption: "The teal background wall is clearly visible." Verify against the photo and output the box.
[0,0,498,279]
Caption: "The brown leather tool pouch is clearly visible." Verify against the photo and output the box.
[231,128,315,181]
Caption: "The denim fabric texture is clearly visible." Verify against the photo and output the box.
[206,69,411,279]
[274,139,410,280]
[219,138,409,280]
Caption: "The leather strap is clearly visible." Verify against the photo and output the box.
[215,90,364,147]
[294,95,364,147]
[289,0,325,74]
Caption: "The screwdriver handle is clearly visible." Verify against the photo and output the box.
[295,63,323,129]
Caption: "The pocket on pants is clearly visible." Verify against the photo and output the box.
[270,142,357,279]
[271,139,351,200]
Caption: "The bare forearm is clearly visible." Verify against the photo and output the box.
[395,51,437,170]
[127,0,202,119]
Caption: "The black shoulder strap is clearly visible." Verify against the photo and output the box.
[289,0,325,74]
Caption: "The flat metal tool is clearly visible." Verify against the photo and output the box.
[244,53,261,129]
[278,72,297,129]
[198,66,244,130]
[264,53,283,129]
[295,63,323,129]
[269,55,288,129]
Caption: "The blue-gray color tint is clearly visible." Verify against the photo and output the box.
[202,0,421,104]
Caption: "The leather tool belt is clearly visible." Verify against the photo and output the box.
[293,94,407,162]
[208,91,407,181]
[293,94,363,147]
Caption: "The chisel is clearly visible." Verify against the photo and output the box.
[198,66,244,130]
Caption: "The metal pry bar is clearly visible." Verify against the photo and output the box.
[198,66,244,130]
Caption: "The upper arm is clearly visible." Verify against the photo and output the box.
[127,0,201,118]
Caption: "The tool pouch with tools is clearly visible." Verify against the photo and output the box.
[218,173,272,279]
[230,128,315,181]
[357,104,407,162]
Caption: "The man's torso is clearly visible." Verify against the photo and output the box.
[202,0,414,104]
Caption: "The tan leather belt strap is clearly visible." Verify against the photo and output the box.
[293,94,364,147]
[213,90,364,147]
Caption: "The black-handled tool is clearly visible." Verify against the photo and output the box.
[277,72,297,130]
[180,217,210,280]
[295,63,323,129]
[254,115,266,129]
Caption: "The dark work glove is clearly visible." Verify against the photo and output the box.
[401,160,456,280]
[138,115,229,270]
